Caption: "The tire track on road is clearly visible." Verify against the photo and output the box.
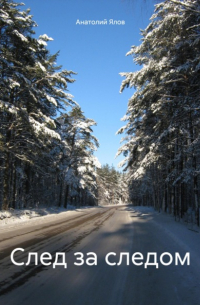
[0,207,116,296]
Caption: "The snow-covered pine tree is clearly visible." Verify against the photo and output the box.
[117,0,200,225]
[96,164,129,205]
[57,106,101,207]
[0,0,76,209]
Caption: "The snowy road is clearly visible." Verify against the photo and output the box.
[0,206,200,305]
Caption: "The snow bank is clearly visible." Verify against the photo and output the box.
[0,205,88,228]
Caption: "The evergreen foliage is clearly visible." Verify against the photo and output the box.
[0,0,100,210]
[97,164,129,205]
[118,0,200,225]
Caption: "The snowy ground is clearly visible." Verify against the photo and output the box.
[0,202,127,226]
[0,204,199,234]
[131,205,200,233]
[0,204,200,305]
[0,205,100,232]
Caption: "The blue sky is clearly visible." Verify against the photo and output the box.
[23,0,154,170]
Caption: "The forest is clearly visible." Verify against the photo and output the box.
[117,0,200,226]
[0,0,127,210]
[1,0,200,227]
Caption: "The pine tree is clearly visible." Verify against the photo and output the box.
[0,0,75,209]
[96,164,129,205]
[117,0,200,225]
[57,106,101,207]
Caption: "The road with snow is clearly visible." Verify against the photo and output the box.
[0,205,200,305]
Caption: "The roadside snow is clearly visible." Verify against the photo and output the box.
[131,205,200,233]
[130,205,200,268]
[0,205,97,232]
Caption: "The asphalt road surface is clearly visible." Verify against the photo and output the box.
[0,205,199,305]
